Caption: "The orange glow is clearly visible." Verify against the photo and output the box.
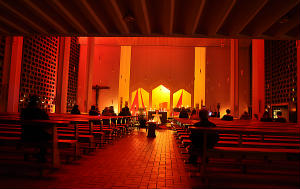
[131,88,149,110]
[152,85,170,111]
[173,89,191,108]
[194,47,206,107]
[118,46,131,112]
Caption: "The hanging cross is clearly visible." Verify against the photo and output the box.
[92,85,110,107]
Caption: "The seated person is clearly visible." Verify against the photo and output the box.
[118,106,132,124]
[260,111,273,122]
[274,111,287,123]
[179,107,189,118]
[71,104,80,114]
[108,106,117,125]
[20,95,51,162]
[240,111,250,120]
[221,109,233,121]
[138,115,146,128]
[89,105,100,116]
[188,109,219,164]
[189,109,199,120]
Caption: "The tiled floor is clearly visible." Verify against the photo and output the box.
[0,129,199,189]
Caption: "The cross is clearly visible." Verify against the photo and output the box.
[92,85,110,107]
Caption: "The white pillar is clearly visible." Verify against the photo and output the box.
[252,39,265,119]
[7,37,23,112]
[77,40,88,113]
[230,39,239,117]
[56,37,71,113]
[194,47,206,107]
[86,37,95,112]
[118,46,131,112]
[297,40,300,123]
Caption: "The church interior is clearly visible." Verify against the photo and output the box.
[0,0,299,188]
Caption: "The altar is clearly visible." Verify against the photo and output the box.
[148,111,167,124]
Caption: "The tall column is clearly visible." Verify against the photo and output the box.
[6,37,23,112]
[118,46,131,112]
[252,39,265,120]
[0,37,12,112]
[77,39,88,113]
[230,39,239,117]
[86,37,95,112]
[297,40,300,123]
[194,47,206,107]
[55,37,71,113]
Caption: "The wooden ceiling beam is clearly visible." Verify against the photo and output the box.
[254,0,300,36]
[274,14,299,37]
[108,0,130,34]
[0,15,28,34]
[140,0,151,35]
[51,0,87,34]
[234,0,268,34]
[77,0,108,34]
[0,27,10,35]
[185,0,206,35]
[23,0,67,33]
[0,1,47,34]
[212,0,236,35]
[168,0,175,34]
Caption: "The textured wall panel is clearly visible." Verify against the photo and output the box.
[66,37,80,112]
[265,40,297,105]
[19,36,59,112]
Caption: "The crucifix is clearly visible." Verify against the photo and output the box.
[92,85,110,108]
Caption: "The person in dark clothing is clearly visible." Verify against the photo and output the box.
[187,109,219,164]
[221,109,233,121]
[20,95,51,162]
[260,111,273,122]
[179,107,189,118]
[118,106,132,124]
[89,105,100,116]
[71,104,81,114]
[240,111,250,120]
[189,109,199,120]
[274,111,287,123]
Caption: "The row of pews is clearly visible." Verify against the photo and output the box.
[0,113,136,176]
[173,118,300,188]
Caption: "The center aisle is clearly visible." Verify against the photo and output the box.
[0,129,195,189]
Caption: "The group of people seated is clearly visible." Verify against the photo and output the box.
[184,107,287,165]
[71,104,131,117]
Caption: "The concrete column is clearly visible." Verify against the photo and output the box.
[230,39,239,117]
[194,47,206,107]
[0,37,12,112]
[118,46,131,111]
[7,37,23,112]
[77,40,88,113]
[86,37,95,112]
[297,40,300,123]
[252,39,265,120]
[55,37,71,113]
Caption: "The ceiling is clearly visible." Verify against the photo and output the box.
[0,0,299,40]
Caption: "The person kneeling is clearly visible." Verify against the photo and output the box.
[187,109,219,165]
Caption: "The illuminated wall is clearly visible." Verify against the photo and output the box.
[92,46,121,112]
[206,47,231,116]
[118,46,131,111]
[173,89,191,108]
[205,42,251,117]
[152,85,170,110]
[239,42,251,116]
[131,88,149,110]
[194,47,206,107]
[130,46,194,108]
